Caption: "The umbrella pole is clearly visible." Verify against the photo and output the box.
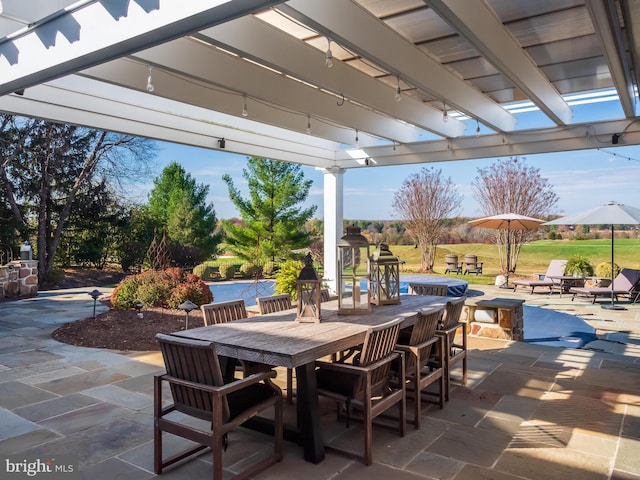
[500,221,513,289]
[602,223,625,310]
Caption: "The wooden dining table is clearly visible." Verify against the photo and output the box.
[171,294,452,464]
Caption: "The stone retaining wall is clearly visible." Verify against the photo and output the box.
[0,260,38,298]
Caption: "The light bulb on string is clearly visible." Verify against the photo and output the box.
[242,94,248,117]
[146,66,154,93]
[395,76,402,102]
[325,38,333,68]
[306,114,311,134]
[442,102,449,122]
[475,119,480,137]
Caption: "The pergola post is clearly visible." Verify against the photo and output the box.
[322,167,344,296]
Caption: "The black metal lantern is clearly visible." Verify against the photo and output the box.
[296,253,322,323]
[337,226,371,314]
[369,244,401,305]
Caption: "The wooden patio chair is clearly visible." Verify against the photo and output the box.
[444,254,462,274]
[315,318,406,465]
[201,300,271,381]
[154,333,283,480]
[462,254,483,275]
[256,293,293,313]
[394,305,445,429]
[407,282,448,297]
[256,293,294,402]
[320,288,332,302]
[434,297,467,401]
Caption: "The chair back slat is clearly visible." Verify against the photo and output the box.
[408,283,448,296]
[320,288,331,302]
[201,299,247,326]
[257,293,293,314]
[157,333,229,421]
[442,297,466,342]
[354,319,401,396]
[406,306,444,372]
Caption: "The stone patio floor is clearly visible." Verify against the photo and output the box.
[0,284,639,479]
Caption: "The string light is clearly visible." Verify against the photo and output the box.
[306,114,311,134]
[146,66,154,92]
[442,102,449,122]
[355,128,359,144]
[395,76,402,102]
[242,94,248,117]
[325,38,333,68]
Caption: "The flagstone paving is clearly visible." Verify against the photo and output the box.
[0,285,638,479]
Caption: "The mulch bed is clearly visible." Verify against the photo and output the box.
[52,303,206,352]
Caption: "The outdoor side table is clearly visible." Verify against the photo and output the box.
[546,275,586,297]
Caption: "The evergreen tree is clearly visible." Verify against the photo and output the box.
[221,157,317,264]
[147,162,222,258]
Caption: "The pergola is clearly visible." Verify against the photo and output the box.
[1,0,639,291]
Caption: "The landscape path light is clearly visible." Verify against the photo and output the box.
[89,289,101,319]
[179,300,198,329]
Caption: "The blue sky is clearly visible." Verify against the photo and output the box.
[133,97,640,221]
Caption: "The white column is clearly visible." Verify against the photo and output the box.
[321,167,344,295]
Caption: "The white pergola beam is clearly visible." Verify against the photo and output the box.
[426,0,573,126]
[281,0,517,133]
[85,37,424,145]
[0,0,284,96]
[585,0,637,117]
[195,15,465,139]
[0,76,338,168]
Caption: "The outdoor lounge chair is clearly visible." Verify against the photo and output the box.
[154,333,283,480]
[444,254,462,274]
[513,259,567,294]
[569,268,640,304]
[462,254,483,275]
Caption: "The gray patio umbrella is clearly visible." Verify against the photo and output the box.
[544,201,640,310]
[469,213,545,288]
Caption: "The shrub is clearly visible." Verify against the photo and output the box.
[239,263,258,278]
[218,263,236,280]
[565,254,594,277]
[110,268,212,310]
[595,261,621,279]
[262,261,278,276]
[45,268,65,286]
[274,259,304,300]
[192,264,211,280]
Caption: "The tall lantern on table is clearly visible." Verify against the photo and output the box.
[369,244,401,305]
[337,226,371,314]
[296,253,322,323]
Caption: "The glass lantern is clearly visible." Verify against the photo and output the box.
[296,253,322,323]
[337,226,371,315]
[369,244,401,305]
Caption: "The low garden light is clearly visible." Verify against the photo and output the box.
[134,301,144,319]
[337,226,371,315]
[296,253,322,323]
[179,300,198,330]
[369,244,401,306]
[89,289,101,319]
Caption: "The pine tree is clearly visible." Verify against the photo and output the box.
[221,157,317,264]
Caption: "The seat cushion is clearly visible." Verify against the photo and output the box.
[227,383,277,420]
[316,367,356,398]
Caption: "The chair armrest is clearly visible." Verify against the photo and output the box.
[436,321,465,336]
[316,351,402,374]
[160,370,278,397]
[395,336,440,357]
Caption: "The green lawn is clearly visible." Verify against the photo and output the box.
[392,238,640,284]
